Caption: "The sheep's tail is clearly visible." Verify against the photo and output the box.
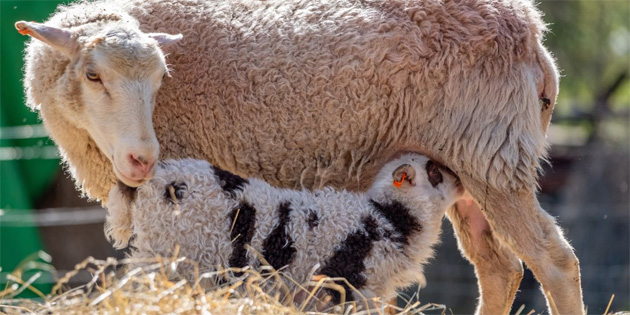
[104,182,135,249]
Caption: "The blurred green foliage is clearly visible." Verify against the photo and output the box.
[540,0,630,115]
[1,0,68,298]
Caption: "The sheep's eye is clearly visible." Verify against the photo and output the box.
[86,72,101,82]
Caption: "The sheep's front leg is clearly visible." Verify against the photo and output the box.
[446,201,524,314]
[461,175,585,315]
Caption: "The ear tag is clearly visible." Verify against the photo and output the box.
[16,21,37,36]
[393,172,407,188]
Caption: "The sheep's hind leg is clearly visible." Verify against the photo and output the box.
[463,176,585,315]
[446,201,523,315]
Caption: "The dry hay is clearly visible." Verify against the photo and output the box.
[0,249,446,315]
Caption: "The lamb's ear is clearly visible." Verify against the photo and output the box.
[147,33,183,48]
[392,164,416,187]
[15,21,79,56]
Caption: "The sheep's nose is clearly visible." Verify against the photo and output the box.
[128,153,156,177]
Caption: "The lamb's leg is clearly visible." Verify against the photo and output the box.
[446,201,523,315]
[462,176,585,315]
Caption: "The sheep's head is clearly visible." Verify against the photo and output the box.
[370,154,463,214]
[16,21,182,187]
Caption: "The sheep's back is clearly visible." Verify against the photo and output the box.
[239,181,373,283]
[122,0,552,192]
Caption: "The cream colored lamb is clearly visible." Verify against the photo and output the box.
[106,153,461,303]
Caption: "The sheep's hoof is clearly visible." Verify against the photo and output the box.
[165,181,187,203]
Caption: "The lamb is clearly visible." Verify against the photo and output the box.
[17,0,584,313]
[105,153,462,304]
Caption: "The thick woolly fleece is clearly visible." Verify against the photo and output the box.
[105,154,461,302]
[23,0,558,202]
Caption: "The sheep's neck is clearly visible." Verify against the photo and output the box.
[40,103,115,202]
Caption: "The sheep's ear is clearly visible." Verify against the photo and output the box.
[392,164,416,188]
[15,21,79,56]
[147,32,183,48]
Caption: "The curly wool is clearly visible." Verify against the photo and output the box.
[23,0,558,202]
[106,154,460,301]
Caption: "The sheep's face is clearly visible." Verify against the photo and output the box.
[75,26,176,187]
[371,154,462,215]
[16,21,182,187]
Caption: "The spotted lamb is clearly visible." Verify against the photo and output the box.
[105,153,461,303]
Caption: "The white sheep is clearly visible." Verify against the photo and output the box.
[106,153,462,304]
[17,0,584,313]
[15,7,181,190]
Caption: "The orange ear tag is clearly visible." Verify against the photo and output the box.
[16,21,38,35]
[393,172,406,188]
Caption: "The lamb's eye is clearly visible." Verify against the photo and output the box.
[426,161,443,188]
[86,72,101,82]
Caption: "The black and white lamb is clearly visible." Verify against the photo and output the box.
[105,153,461,303]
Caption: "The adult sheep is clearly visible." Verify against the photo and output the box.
[17,0,583,314]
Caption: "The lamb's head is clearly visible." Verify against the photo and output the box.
[105,159,226,249]
[16,20,182,187]
[369,154,463,214]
